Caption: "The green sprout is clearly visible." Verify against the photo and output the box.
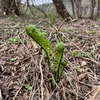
[26,24,66,82]
[8,37,18,43]
[10,57,17,61]
[25,84,32,90]
[48,13,55,25]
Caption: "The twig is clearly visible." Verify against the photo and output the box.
[64,34,84,52]
[13,86,22,100]
[31,4,47,17]
[48,18,67,40]
[54,18,67,33]
[85,86,100,100]
[84,88,95,99]
[0,26,25,29]
[81,57,100,66]
[40,54,44,100]
[78,81,92,87]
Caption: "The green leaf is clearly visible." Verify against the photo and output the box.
[75,65,81,71]
[8,36,22,43]
[48,13,55,25]
[25,84,32,90]
[59,59,66,77]
[72,51,78,57]
[8,37,18,43]
[76,52,93,58]
[69,81,73,87]
[10,57,17,61]
[54,42,65,82]
[26,24,53,66]
[36,29,47,37]
[26,24,66,83]
[56,42,64,52]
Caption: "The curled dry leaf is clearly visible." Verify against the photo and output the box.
[23,93,28,100]
[78,73,87,80]
[13,85,22,90]
[31,40,39,49]
[81,61,87,66]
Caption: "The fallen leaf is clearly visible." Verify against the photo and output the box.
[13,85,21,90]
[78,73,87,80]
[23,93,28,100]
[81,61,87,66]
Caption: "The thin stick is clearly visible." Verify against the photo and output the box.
[40,54,44,100]
[81,57,100,66]
[13,86,22,100]
[0,26,25,29]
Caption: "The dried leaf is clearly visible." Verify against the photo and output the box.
[78,73,86,80]
[23,93,28,100]
[81,61,87,66]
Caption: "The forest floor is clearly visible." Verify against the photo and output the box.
[0,15,100,100]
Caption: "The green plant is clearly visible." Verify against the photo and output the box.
[68,51,93,58]
[8,37,18,43]
[26,24,66,82]
[48,13,55,25]
[10,57,17,61]
[25,84,32,90]
[75,65,81,71]
[67,51,78,57]
[8,33,26,44]
[69,81,73,88]
[75,52,94,58]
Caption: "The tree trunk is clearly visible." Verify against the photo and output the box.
[97,0,100,17]
[52,0,71,21]
[90,0,100,19]
[1,0,20,16]
[75,0,82,19]
[90,0,96,19]
[70,0,75,16]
